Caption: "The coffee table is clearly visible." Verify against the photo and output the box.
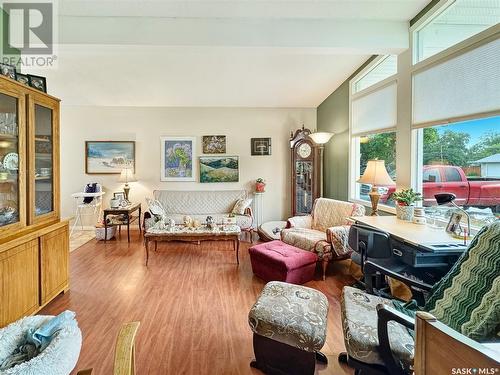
[144,224,241,266]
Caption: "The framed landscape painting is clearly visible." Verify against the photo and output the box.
[200,156,239,183]
[85,141,135,174]
[161,136,196,181]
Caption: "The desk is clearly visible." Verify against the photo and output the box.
[351,216,466,269]
[104,203,141,243]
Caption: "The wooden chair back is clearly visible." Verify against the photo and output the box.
[77,321,140,375]
[414,311,499,375]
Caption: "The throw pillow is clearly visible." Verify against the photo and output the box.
[231,198,252,215]
[146,198,167,217]
[83,183,97,204]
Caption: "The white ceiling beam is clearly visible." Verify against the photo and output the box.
[59,17,409,53]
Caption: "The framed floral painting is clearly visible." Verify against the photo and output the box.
[160,137,196,181]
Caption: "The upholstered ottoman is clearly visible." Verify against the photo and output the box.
[248,281,329,375]
[249,240,318,285]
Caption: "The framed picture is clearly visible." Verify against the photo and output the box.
[202,135,226,154]
[251,138,271,156]
[85,141,135,174]
[446,212,463,234]
[0,63,16,80]
[16,73,29,86]
[161,136,196,181]
[28,74,47,93]
[200,156,239,183]
[113,192,125,201]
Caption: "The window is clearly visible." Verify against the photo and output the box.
[353,55,397,93]
[413,0,500,63]
[415,116,500,228]
[354,131,397,207]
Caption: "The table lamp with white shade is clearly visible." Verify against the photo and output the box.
[309,131,334,197]
[357,159,395,216]
[119,168,137,202]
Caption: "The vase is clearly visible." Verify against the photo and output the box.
[256,182,266,193]
[396,205,414,221]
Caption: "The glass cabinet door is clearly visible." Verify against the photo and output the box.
[0,91,24,230]
[295,161,313,214]
[29,95,58,225]
[34,104,53,217]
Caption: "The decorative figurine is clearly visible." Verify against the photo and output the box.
[206,215,215,229]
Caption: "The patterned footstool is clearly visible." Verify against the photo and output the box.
[248,281,329,375]
[249,240,318,285]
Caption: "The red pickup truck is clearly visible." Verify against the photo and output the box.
[380,165,500,212]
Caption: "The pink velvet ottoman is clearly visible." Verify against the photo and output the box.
[249,240,318,285]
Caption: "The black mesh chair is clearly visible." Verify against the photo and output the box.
[348,223,393,291]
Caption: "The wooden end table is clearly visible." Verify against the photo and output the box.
[144,225,240,266]
[103,203,142,243]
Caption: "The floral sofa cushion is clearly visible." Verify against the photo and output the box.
[341,286,414,372]
[248,281,329,352]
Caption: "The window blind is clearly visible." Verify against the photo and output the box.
[412,37,500,127]
[351,81,397,136]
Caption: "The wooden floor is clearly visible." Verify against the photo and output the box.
[41,230,356,375]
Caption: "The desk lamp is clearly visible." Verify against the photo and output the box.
[434,193,470,245]
[357,160,395,216]
[119,168,137,202]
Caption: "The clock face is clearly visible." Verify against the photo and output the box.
[297,143,312,158]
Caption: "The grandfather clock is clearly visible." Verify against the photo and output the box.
[290,126,320,216]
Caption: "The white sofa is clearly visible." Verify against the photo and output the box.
[147,190,253,229]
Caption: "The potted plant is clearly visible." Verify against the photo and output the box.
[390,188,422,221]
[256,178,266,193]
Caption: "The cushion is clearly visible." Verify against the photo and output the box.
[312,198,365,232]
[249,241,318,271]
[248,281,328,352]
[0,313,82,375]
[425,220,500,341]
[280,227,332,260]
[146,198,167,217]
[341,286,414,372]
[231,198,252,215]
[83,183,97,204]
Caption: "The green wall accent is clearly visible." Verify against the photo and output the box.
[317,58,374,201]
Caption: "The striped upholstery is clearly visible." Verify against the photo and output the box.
[425,220,500,341]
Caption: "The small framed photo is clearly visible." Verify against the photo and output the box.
[28,74,47,93]
[113,192,125,201]
[16,73,30,86]
[446,212,463,234]
[251,138,271,156]
[0,63,16,80]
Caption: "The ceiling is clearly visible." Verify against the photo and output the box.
[24,0,430,107]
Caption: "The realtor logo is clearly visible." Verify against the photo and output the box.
[2,2,53,54]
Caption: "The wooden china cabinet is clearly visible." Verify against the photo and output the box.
[0,75,68,327]
[290,126,320,216]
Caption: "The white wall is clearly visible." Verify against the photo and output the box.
[61,106,316,224]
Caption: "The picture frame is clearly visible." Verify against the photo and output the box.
[15,73,30,86]
[28,74,47,93]
[113,192,125,201]
[0,63,16,80]
[251,138,272,156]
[446,212,463,234]
[202,135,226,154]
[160,136,196,181]
[85,141,136,174]
[200,156,239,183]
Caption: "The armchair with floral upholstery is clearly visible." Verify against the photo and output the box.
[281,198,365,280]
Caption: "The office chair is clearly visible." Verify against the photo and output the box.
[348,223,393,291]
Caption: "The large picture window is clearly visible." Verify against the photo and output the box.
[415,116,500,227]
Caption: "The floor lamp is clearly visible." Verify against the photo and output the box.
[310,132,334,197]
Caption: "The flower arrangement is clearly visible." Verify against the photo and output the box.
[256,178,266,193]
[389,189,422,221]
